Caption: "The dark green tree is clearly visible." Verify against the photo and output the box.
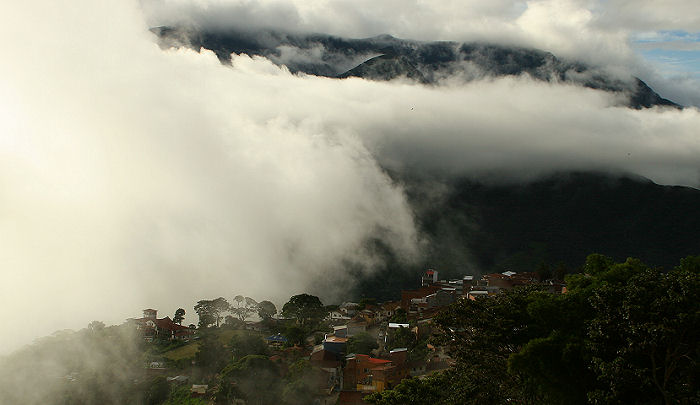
[281,294,326,326]
[173,308,185,325]
[144,376,170,405]
[215,355,281,405]
[257,300,277,320]
[281,359,322,405]
[229,333,269,359]
[195,334,228,373]
[588,262,700,404]
[194,297,230,328]
[230,296,258,321]
[284,325,307,346]
[347,332,379,355]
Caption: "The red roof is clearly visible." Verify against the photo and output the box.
[353,354,392,365]
[135,316,191,332]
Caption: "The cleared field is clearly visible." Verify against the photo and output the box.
[162,329,264,360]
[163,342,199,360]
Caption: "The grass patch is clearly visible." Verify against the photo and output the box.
[163,342,199,361]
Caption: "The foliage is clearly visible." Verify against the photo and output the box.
[386,326,415,352]
[389,308,407,323]
[229,333,268,359]
[173,308,185,325]
[144,376,170,405]
[163,385,208,405]
[194,297,230,328]
[281,359,321,405]
[281,294,326,326]
[194,334,228,373]
[0,323,145,405]
[587,263,700,404]
[284,325,307,346]
[347,332,378,355]
[215,355,281,405]
[257,300,277,320]
[231,296,258,321]
[373,254,700,405]
[365,369,476,405]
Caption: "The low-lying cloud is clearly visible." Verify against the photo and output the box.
[1,0,699,353]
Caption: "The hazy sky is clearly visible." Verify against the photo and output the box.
[1,0,699,354]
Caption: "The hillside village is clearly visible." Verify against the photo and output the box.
[130,268,567,405]
[0,254,696,405]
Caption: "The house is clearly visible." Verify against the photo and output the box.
[378,301,400,320]
[482,271,538,289]
[339,302,360,317]
[400,285,442,312]
[342,353,408,393]
[468,290,489,300]
[323,335,348,355]
[334,322,367,338]
[327,311,352,321]
[310,349,343,390]
[130,309,195,342]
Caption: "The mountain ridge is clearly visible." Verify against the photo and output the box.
[152,26,679,109]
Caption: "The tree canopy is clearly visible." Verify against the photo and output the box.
[257,300,277,320]
[281,294,326,326]
[369,254,700,405]
[194,297,229,328]
[173,308,185,325]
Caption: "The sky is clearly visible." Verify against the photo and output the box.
[1,0,699,354]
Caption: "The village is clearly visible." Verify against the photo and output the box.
[129,269,566,405]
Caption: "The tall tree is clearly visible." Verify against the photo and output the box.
[195,334,228,373]
[173,308,185,325]
[347,332,379,355]
[257,300,277,320]
[588,262,700,404]
[281,294,326,326]
[194,297,230,328]
[230,295,258,321]
[229,333,269,359]
[215,355,281,405]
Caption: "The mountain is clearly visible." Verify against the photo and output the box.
[151,27,696,299]
[410,171,700,273]
[152,27,679,109]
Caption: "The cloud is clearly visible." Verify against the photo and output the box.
[0,0,419,353]
[142,0,700,105]
[2,0,700,355]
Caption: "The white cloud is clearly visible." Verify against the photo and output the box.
[1,0,700,354]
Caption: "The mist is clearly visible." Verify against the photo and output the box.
[2,0,700,355]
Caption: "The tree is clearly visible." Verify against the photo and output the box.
[195,334,228,373]
[173,308,185,325]
[257,300,277,320]
[371,255,700,405]
[229,333,269,359]
[216,355,281,405]
[284,325,307,346]
[347,332,378,355]
[194,297,230,328]
[87,321,105,333]
[281,359,322,405]
[230,295,258,321]
[144,376,170,405]
[366,369,474,405]
[588,263,700,404]
[281,294,326,326]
